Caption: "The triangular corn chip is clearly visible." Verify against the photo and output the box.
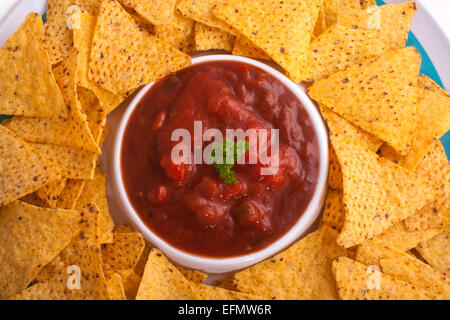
[195,22,235,51]
[153,10,195,54]
[416,229,450,278]
[118,0,176,26]
[102,233,145,271]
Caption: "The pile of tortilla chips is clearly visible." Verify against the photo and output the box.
[1,0,449,300]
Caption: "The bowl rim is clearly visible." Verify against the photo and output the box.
[112,54,329,274]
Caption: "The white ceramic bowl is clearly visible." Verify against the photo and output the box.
[111,55,329,274]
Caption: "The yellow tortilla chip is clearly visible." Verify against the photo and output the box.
[356,238,404,266]
[0,201,80,299]
[30,143,96,180]
[0,13,66,118]
[43,0,100,65]
[380,253,450,299]
[154,11,195,54]
[177,266,208,284]
[360,0,376,9]
[134,240,153,276]
[56,179,86,209]
[194,284,258,300]
[0,126,62,206]
[118,0,176,26]
[323,0,361,27]
[313,2,327,37]
[416,229,450,278]
[76,168,114,244]
[214,0,321,82]
[328,146,343,189]
[136,248,198,299]
[177,0,237,34]
[20,192,50,208]
[102,233,145,271]
[232,36,270,60]
[105,273,126,300]
[320,189,345,232]
[35,179,67,208]
[195,22,235,51]
[337,1,417,50]
[306,24,386,82]
[72,12,124,115]
[77,87,107,146]
[333,257,433,300]
[309,47,421,155]
[331,137,436,248]
[116,269,141,300]
[88,0,190,95]
[233,225,346,300]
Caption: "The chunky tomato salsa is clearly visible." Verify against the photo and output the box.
[121,61,320,257]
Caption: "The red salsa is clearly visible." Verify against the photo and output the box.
[121,61,320,257]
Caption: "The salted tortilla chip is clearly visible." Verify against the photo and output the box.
[102,233,145,271]
[0,13,66,118]
[323,0,361,27]
[360,221,441,255]
[88,0,190,95]
[332,257,433,300]
[76,168,114,244]
[0,201,80,298]
[134,240,153,276]
[232,36,270,60]
[313,2,327,37]
[320,189,345,232]
[331,137,436,248]
[328,146,343,189]
[72,12,124,115]
[30,143,96,180]
[416,229,450,278]
[20,192,50,208]
[0,126,62,206]
[195,22,235,51]
[309,47,421,155]
[114,224,134,234]
[337,1,417,50]
[306,24,386,82]
[177,266,208,284]
[356,238,404,266]
[136,248,198,299]
[154,11,195,54]
[36,179,67,208]
[214,0,321,82]
[105,273,126,300]
[43,0,100,65]
[77,87,107,145]
[233,225,346,300]
[116,269,141,300]
[177,0,237,34]
[194,284,258,300]
[118,0,176,26]
[56,179,86,209]
[380,253,450,299]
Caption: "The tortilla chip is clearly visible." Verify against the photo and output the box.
[0,13,66,118]
[105,273,126,300]
[306,24,386,82]
[356,239,404,266]
[43,0,100,65]
[135,248,198,300]
[20,192,50,208]
[30,143,96,180]
[134,240,153,276]
[72,12,124,115]
[313,2,327,37]
[56,179,86,209]
[177,266,208,284]
[328,146,343,189]
[195,22,235,51]
[177,0,237,34]
[88,0,190,95]
[118,0,176,26]
[22,239,109,300]
[331,136,436,248]
[309,47,421,155]
[337,1,417,50]
[320,189,345,232]
[0,201,80,298]
[232,36,270,59]
[380,253,450,299]
[214,0,321,82]
[332,257,433,300]
[416,229,450,278]
[102,233,145,271]
[361,221,441,255]
[0,126,62,206]
[323,0,361,27]
[36,179,67,208]
[76,168,114,244]
[233,225,346,300]
[77,87,107,145]
[116,269,141,300]
[154,11,195,54]
[194,284,258,300]
[360,0,376,9]
[114,224,134,234]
